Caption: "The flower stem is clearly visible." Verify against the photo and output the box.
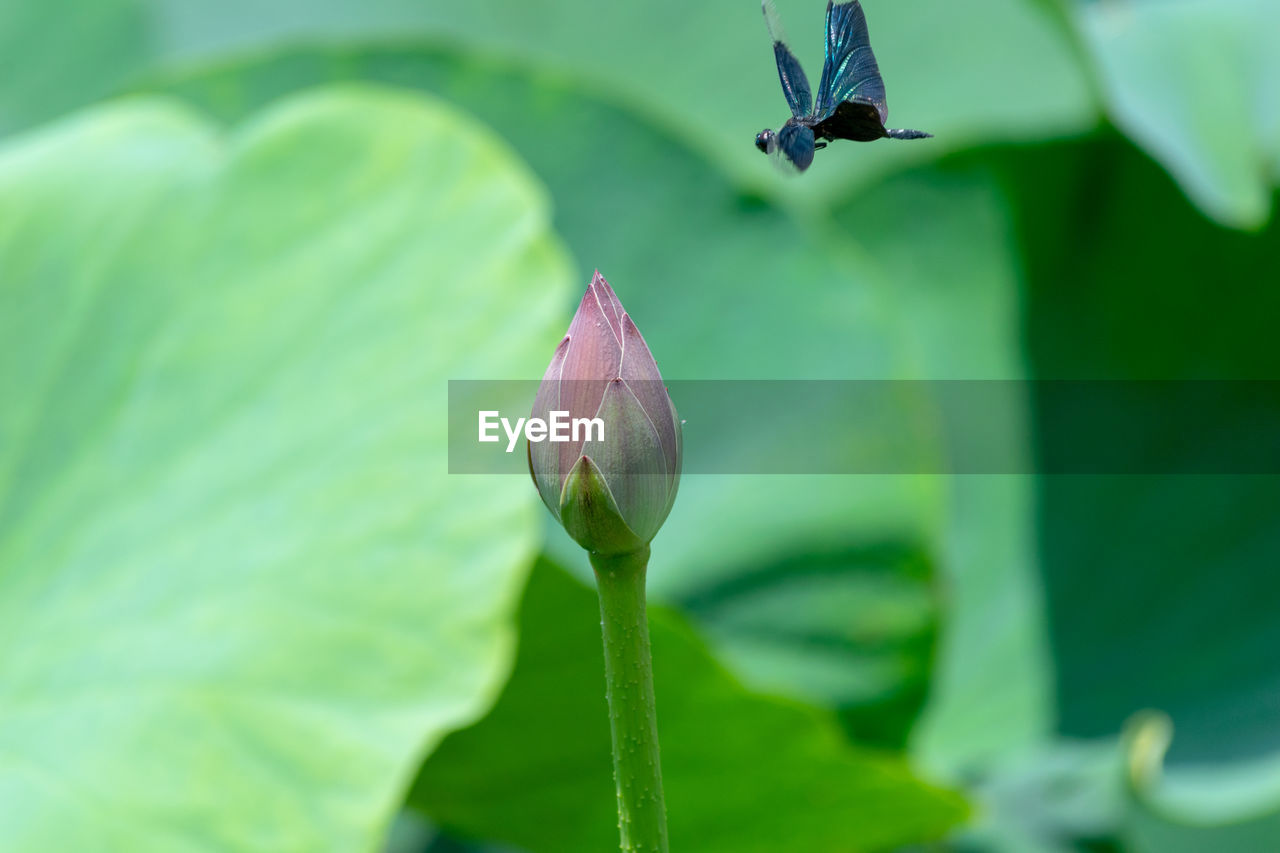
[589,546,669,853]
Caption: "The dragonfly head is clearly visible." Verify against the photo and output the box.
[754,129,776,154]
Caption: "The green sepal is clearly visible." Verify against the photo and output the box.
[559,455,647,556]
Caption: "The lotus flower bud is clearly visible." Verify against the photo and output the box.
[529,271,682,556]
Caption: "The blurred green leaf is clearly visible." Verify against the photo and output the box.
[1129,797,1280,852]
[383,813,526,853]
[948,737,1126,852]
[0,88,570,850]
[1015,138,1280,380]
[1069,0,1280,228]
[3,0,1094,201]
[410,558,968,853]
[1038,472,1280,760]
[675,542,939,749]
[1123,713,1280,852]
[833,161,1053,772]
[1009,136,1280,762]
[830,156,1079,851]
[145,45,952,747]
[0,0,152,134]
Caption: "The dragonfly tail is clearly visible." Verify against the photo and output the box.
[886,128,933,140]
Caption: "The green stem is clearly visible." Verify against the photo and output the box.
[589,546,669,853]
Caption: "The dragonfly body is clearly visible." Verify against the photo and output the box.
[757,0,931,172]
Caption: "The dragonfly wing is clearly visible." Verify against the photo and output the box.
[816,1,887,124]
[763,1,813,118]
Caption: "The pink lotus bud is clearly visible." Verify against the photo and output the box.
[529,271,681,555]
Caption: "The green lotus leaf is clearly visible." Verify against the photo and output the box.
[0,87,571,851]
[410,558,968,853]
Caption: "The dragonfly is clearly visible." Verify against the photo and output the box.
[756,0,931,172]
